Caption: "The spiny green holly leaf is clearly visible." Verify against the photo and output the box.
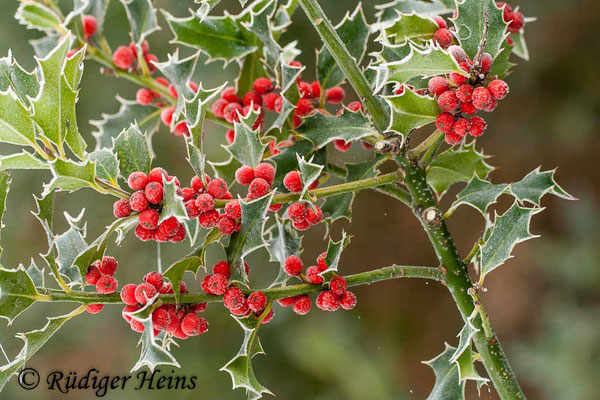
[374,43,465,92]
[154,51,199,115]
[0,88,37,147]
[241,0,282,74]
[91,96,161,150]
[265,58,303,134]
[427,142,494,198]
[509,167,574,206]
[15,2,62,32]
[185,138,206,180]
[270,139,326,190]
[184,82,227,150]
[266,217,301,287]
[384,88,439,136]
[120,0,160,45]
[296,110,378,150]
[455,346,488,390]
[375,1,452,29]
[382,13,438,45]
[480,202,541,278]
[61,0,91,32]
[317,5,369,89]
[29,35,61,58]
[0,172,10,260]
[319,231,351,279]
[450,314,479,365]
[225,121,267,168]
[89,148,119,187]
[0,266,42,324]
[0,306,84,391]
[452,0,508,60]
[112,123,153,179]
[297,155,323,201]
[159,175,187,223]
[0,51,40,107]
[449,175,509,216]
[220,316,271,400]
[0,151,48,171]
[511,31,529,60]
[489,40,515,78]
[163,254,202,305]
[127,302,180,371]
[43,159,98,196]
[54,210,87,284]
[32,192,55,246]
[26,259,45,288]
[226,192,274,284]
[164,10,259,66]
[423,344,465,400]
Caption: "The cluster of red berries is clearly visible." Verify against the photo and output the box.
[432,16,454,48]
[121,272,209,339]
[286,202,322,231]
[84,256,119,314]
[112,39,159,73]
[201,261,274,323]
[498,2,525,33]
[429,46,509,144]
[182,174,241,236]
[234,162,285,213]
[112,168,186,243]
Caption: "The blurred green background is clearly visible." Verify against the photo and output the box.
[1,0,599,399]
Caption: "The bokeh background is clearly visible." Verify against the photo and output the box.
[1,0,598,399]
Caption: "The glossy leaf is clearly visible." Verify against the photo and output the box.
[0,151,48,171]
[154,51,199,115]
[318,231,351,279]
[42,159,98,196]
[15,2,62,32]
[382,13,438,45]
[224,121,267,168]
[112,123,153,179]
[384,89,439,136]
[266,217,301,287]
[0,51,40,107]
[89,148,119,186]
[296,110,378,149]
[0,266,41,324]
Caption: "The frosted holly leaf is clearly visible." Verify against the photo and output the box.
[296,155,323,201]
[163,254,202,304]
[318,231,351,279]
[449,175,509,216]
[26,259,45,288]
[449,311,488,389]
[29,35,61,58]
[42,159,98,197]
[91,96,161,150]
[184,81,227,149]
[267,95,294,136]
[480,202,542,278]
[372,43,465,93]
[0,87,37,148]
[127,302,180,372]
[488,41,515,78]
[511,31,529,60]
[185,138,206,181]
[374,0,452,29]
[317,5,369,89]
[426,142,495,198]
[265,57,302,134]
[54,209,87,284]
[0,50,40,107]
[270,140,326,190]
[267,216,301,288]
[0,151,48,172]
[164,9,259,66]
[15,1,62,33]
[61,0,92,32]
[450,312,479,365]
[452,0,508,60]
[154,51,199,115]
[0,266,41,324]
[226,192,274,284]
[112,123,153,180]
[509,167,574,206]
[32,192,55,246]
[241,0,282,73]
[381,13,438,45]
[0,172,9,260]
[220,316,272,400]
[423,344,465,400]
[384,88,439,136]
[296,110,378,150]
[159,175,187,224]
[0,306,85,391]
[89,148,119,187]
[225,121,267,168]
[120,0,160,45]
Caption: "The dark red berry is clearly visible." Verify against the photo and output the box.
[277,297,296,307]
[85,264,101,285]
[330,276,347,296]
[283,171,302,192]
[207,178,228,199]
[207,273,229,295]
[224,200,241,219]
[86,304,104,314]
[306,205,322,225]
[217,215,237,235]
[223,287,246,311]
[152,307,171,330]
[254,163,276,186]
[340,291,357,310]
[195,193,215,212]
[325,86,345,104]
[445,131,462,145]
[99,256,118,276]
[334,140,351,152]
[253,77,273,95]
[181,313,208,336]
[134,224,154,241]
[287,202,308,223]
[436,112,455,133]
[263,92,280,111]
[130,191,149,212]
[213,261,230,277]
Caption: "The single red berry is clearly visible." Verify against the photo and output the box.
[428,76,450,96]
[253,77,273,94]
[468,116,487,137]
[453,118,471,137]
[144,181,163,204]
[212,261,230,277]
[460,101,477,115]
[112,45,136,70]
[172,326,188,339]
[192,303,207,313]
[199,210,219,228]
[223,102,242,124]
[433,28,453,48]
[221,86,239,102]
[248,178,270,198]
[128,172,148,191]
[317,252,328,270]
[113,198,132,219]
[340,291,357,310]
[508,11,524,33]
[347,101,363,112]
[292,219,310,231]
[130,319,145,333]
[296,98,315,117]
[134,224,154,241]
[260,308,274,324]
[316,290,340,312]
[99,256,118,275]
[224,200,241,219]
[287,202,308,223]
[120,283,138,305]
[201,275,213,294]
[195,193,215,212]
[306,205,322,225]
[159,216,180,238]
[306,265,324,285]
[334,140,352,152]
[138,209,159,230]
[247,292,267,313]
[283,171,302,192]
[181,313,208,336]
[135,283,157,305]
[488,79,509,100]
[223,287,246,311]
[130,191,149,212]
[437,91,459,112]
[433,16,447,29]
[449,72,468,85]
[436,112,455,133]
[143,272,164,291]
[208,273,229,295]
[152,307,171,330]
[310,81,321,98]
[480,53,493,74]
[225,129,235,144]
[277,297,296,307]
[180,187,195,202]
[207,178,228,199]
[212,98,229,119]
[218,215,237,235]
[230,300,250,317]
[136,88,154,105]
[325,86,345,104]
[254,163,276,186]
[154,228,169,243]
[263,92,280,111]
[472,87,493,110]
[82,15,97,38]
[283,255,303,276]
[292,295,311,315]
[330,276,347,295]
[85,264,101,285]
[160,107,175,126]
[190,174,208,193]
[96,275,118,294]
[86,304,104,314]
[297,81,312,98]
[456,84,474,102]
[243,91,262,108]
[148,167,168,183]
[185,200,200,218]
[173,121,189,137]
[170,224,186,242]
[445,131,463,145]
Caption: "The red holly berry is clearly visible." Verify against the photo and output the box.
[134,224,154,241]
[113,198,132,218]
[171,225,186,243]
[144,182,163,204]
[330,276,347,295]
[223,103,242,124]
[325,86,345,104]
[260,309,274,324]
[127,172,148,191]
[148,167,168,184]
[142,272,164,291]
[472,87,493,110]
[340,291,357,310]
[449,72,468,85]
[287,202,308,223]
[292,219,310,231]
[213,261,230,277]
[433,28,453,47]
[310,81,321,98]
[253,77,273,94]
[135,283,157,305]
[436,112,455,133]
[347,101,363,112]
[192,303,207,313]
[172,121,189,137]
[445,131,463,145]
[334,140,352,152]
[82,15,97,38]
[130,191,149,212]
[139,209,159,230]
[112,45,135,70]
[283,255,303,276]
[292,295,311,315]
[224,200,241,219]
[243,91,262,107]
[248,178,270,198]
[207,178,228,199]
[207,273,229,295]
[185,200,200,218]
[248,292,267,313]
[468,116,487,137]
[283,171,302,192]
[225,129,235,144]
[217,215,237,235]
[159,217,180,238]
[99,256,118,276]
[433,16,447,29]
[194,193,214,212]
[181,313,208,336]
[277,297,296,307]
[96,275,118,294]
[152,307,171,330]
[85,303,104,314]
[428,76,450,96]
[212,98,229,118]
[316,291,340,311]
[199,210,219,228]
[508,11,524,33]
[160,107,175,126]
[456,84,474,102]
[437,90,459,112]
[317,252,327,270]
[480,53,493,74]
[254,163,276,186]
[85,264,101,285]
[488,79,509,100]
[190,175,207,193]
[306,265,324,285]
[460,101,477,115]
[263,93,280,111]
[230,300,250,317]
[306,205,322,225]
[223,287,246,311]
[136,88,154,105]
[453,118,471,137]
[221,86,239,103]
[120,283,138,305]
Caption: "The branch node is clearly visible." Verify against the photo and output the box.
[422,207,442,226]
[375,136,403,155]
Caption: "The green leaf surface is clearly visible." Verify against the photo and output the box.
[0,88,37,147]
[296,155,323,201]
[159,176,187,223]
[43,159,98,196]
[184,82,226,150]
[317,5,369,89]
[384,89,439,136]
[449,175,509,216]
[241,0,281,73]
[53,210,87,283]
[266,217,301,287]
[426,142,494,198]
[0,151,48,171]
[0,51,40,107]
[296,110,378,150]
[224,121,267,168]
[119,0,160,44]
[510,167,574,206]
[511,31,529,60]
[375,1,452,28]
[112,123,153,179]
[163,254,202,305]
[26,259,45,288]
[32,192,55,246]
[154,51,199,115]
[0,266,41,324]
[89,148,119,186]
[423,344,465,400]
[382,13,438,45]
[15,2,62,32]
[318,231,350,279]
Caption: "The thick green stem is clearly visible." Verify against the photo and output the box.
[298,0,389,132]
[396,156,526,400]
[38,265,443,304]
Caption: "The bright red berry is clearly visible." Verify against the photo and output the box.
[433,28,453,48]
[330,276,347,295]
[263,92,280,111]
[468,116,487,137]
[334,140,351,152]
[488,79,509,100]
[287,202,307,223]
[325,86,345,104]
[143,272,164,291]
[428,76,450,96]
[113,198,132,219]
[254,163,276,186]
[472,87,493,110]
[199,210,219,228]
[292,219,310,231]
[99,256,118,275]
[456,84,474,102]
[112,46,135,70]
[223,287,246,311]
[253,77,273,94]
[260,308,274,324]
[433,16,447,29]
[247,292,267,313]
[221,86,239,102]
[120,283,138,305]
[292,295,311,315]
[248,178,270,198]
[181,313,208,336]
[128,171,148,191]
[159,217,180,238]
[208,273,229,295]
[436,112,455,133]
[453,118,471,137]
[340,291,357,310]
[224,200,241,219]
[139,209,159,230]
[283,171,302,192]
[283,255,303,276]
[173,121,189,137]
[185,200,200,218]
[437,91,459,112]
[212,98,229,118]
[144,181,163,204]
[306,265,324,285]
[207,178,228,199]
[347,101,363,112]
[310,81,321,98]
[148,167,168,184]
[130,191,149,212]
[82,15,97,38]
[508,11,524,33]
[86,304,104,314]
[85,264,101,285]
[225,129,235,144]
[195,193,215,212]
[152,307,171,330]
[316,291,340,312]
[96,275,118,294]
[445,131,462,145]
[134,224,154,241]
[223,103,242,124]
[190,175,207,193]
[317,252,328,270]
[213,261,230,277]
[230,300,250,317]
[136,88,154,105]
[160,107,175,126]
[306,205,322,225]
[277,297,296,307]
[460,101,477,115]
[135,283,157,305]
[170,224,186,243]
[217,215,237,235]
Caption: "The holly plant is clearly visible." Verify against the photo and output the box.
[0,0,570,399]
